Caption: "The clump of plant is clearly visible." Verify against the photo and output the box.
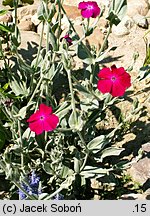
[0,0,149,200]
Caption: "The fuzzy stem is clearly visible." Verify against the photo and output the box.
[80,153,89,172]
[97,23,112,58]
[14,181,37,200]
[44,187,64,200]
[0,160,36,200]
[70,35,86,48]
[67,70,77,124]
[46,23,50,53]
[90,63,96,84]
[28,76,43,104]
[18,120,24,169]
[35,21,44,70]
[13,0,18,39]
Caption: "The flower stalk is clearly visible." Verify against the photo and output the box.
[67,69,78,125]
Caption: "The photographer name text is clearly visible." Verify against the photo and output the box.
[2,203,82,214]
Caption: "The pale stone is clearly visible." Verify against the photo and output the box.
[122,15,135,30]
[20,14,32,21]
[18,19,35,31]
[19,30,45,49]
[31,13,41,26]
[73,25,104,48]
[128,157,150,184]
[111,16,135,37]
[112,25,130,37]
[62,5,81,19]
[133,14,148,29]
[0,13,12,22]
[37,22,46,37]
[12,5,38,21]
[127,0,149,17]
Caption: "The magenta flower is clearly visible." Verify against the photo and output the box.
[27,104,59,135]
[97,65,131,97]
[78,1,100,18]
[62,34,73,46]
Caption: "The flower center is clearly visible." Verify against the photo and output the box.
[87,5,93,10]
[40,116,45,121]
[111,76,117,82]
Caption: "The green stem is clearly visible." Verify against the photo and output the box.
[45,82,49,141]
[46,23,50,53]
[77,131,87,150]
[44,0,50,53]
[15,51,31,69]
[14,181,37,200]
[58,1,77,34]
[28,76,43,104]
[77,131,89,172]
[18,120,24,169]
[35,21,44,70]
[72,74,101,101]
[67,70,77,124]
[44,187,64,200]
[0,160,36,200]
[90,63,96,84]
[56,128,72,132]
[80,153,89,172]
[56,1,62,47]
[13,0,18,39]
[112,0,115,10]
[97,23,112,58]
[70,35,86,48]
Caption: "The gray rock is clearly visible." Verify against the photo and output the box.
[112,24,130,37]
[31,13,41,26]
[12,5,38,22]
[0,13,12,23]
[18,18,35,31]
[133,14,148,29]
[111,16,135,37]
[127,0,149,17]
[128,143,150,185]
[142,142,150,152]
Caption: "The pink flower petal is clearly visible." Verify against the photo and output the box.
[39,103,52,115]
[78,1,100,18]
[118,72,131,88]
[28,120,44,135]
[97,79,112,94]
[112,67,126,77]
[98,68,112,79]
[92,6,100,18]
[78,2,88,9]
[27,110,41,123]
[43,114,59,132]
[81,8,94,18]
[27,103,59,135]
[97,65,131,97]
[111,80,126,97]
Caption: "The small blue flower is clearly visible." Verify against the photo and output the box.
[19,183,29,200]
[19,171,41,200]
[29,171,40,195]
[54,193,64,200]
